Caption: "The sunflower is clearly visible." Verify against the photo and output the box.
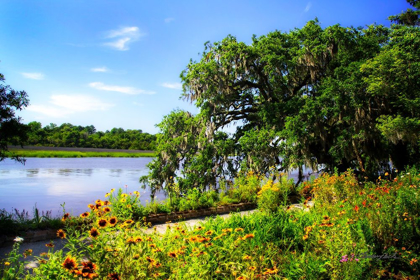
[109,217,118,226]
[89,228,100,239]
[97,219,108,228]
[62,256,77,271]
[57,229,66,239]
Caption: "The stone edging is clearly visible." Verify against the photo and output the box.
[0,202,257,247]
[146,202,257,224]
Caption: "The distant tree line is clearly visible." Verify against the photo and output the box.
[24,122,156,150]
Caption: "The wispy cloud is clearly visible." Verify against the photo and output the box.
[162,82,182,90]
[91,67,108,72]
[21,72,45,80]
[164,17,175,23]
[304,2,312,13]
[89,82,155,95]
[27,94,114,118]
[103,26,144,51]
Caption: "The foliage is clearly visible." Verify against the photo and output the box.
[0,207,62,236]
[6,149,155,158]
[388,0,420,26]
[0,73,29,163]
[24,122,156,150]
[143,18,420,196]
[2,169,419,279]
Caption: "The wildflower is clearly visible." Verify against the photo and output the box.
[80,212,90,218]
[303,234,309,240]
[249,266,256,271]
[4,262,10,266]
[134,237,143,242]
[410,258,418,265]
[62,256,77,271]
[103,207,111,213]
[45,242,54,248]
[77,261,98,278]
[107,273,120,280]
[88,204,95,210]
[237,276,247,280]
[97,219,108,228]
[124,219,134,225]
[243,233,255,240]
[105,193,110,197]
[168,252,177,258]
[126,237,136,244]
[235,228,244,232]
[14,236,24,242]
[40,252,48,257]
[109,217,118,226]
[146,257,156,264]
[222,228,232,233]
[154,262,162,268]
[152,248,162,253]
[153,273,161,278]
[385,172,389,176]
[38,259,47,264]
[243,255,252,260]
[133,191,140,196]
[318,240,325,244]
[354,205,359,212]
[196,251,207,257]
[23,249,33,258]
[89,228,100,239]
[57,229,66,239]
[205,230,214,236]
[120,198,126,203]
[62,213,70,222]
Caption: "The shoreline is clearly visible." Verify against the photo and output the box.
[7,146,156,158]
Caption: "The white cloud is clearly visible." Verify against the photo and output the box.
[103,26,144,51]
[162,82,182,90]
[91,67,108,72]
[304,2,312,12]
[164,17,175,23]
[27,94,114,118]
[21,72,45,80]
[89,82,155,95]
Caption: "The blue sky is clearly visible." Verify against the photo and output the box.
[0,0,411,134]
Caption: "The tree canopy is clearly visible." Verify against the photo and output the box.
[24,122,156,150]
[0,73,29,163]
[141,19,420,198]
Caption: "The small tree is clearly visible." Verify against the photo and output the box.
[0,72,30,163]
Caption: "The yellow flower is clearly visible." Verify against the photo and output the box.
[4,262,10,266]
[243,255,252,260]
[303,234,309,240]
[110,188,115,192]
[120,198,126,203]
[235,228,244,232]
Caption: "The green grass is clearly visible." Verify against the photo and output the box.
[7,149,156,158]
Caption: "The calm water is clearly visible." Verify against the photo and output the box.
[0,157,315,218]
[0,158,165,217]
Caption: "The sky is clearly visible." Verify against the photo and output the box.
[0,0,412,134]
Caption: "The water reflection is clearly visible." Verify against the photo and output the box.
[0,158,157,216]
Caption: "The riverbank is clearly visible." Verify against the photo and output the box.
[6,146,156,158]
